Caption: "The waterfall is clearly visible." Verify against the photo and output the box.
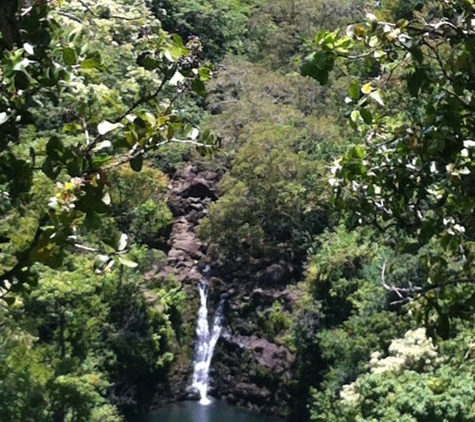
[191,266,225,406]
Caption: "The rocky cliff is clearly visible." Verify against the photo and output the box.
[149,162,299,417]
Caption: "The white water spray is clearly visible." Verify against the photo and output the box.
[191,266,225,406]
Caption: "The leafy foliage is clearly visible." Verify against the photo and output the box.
[312,329,475,422]
[296,1,475,420]
[0,250,184,421]
[7,0,475,421]
[154,0,257,60]
[0,0,216,299]
[200,121,328,268]
[300,0,475,333]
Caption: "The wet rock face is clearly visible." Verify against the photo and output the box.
[213,333,295,417]
[184,385,200,401]
[150,164,223,402]
[204,261,301,418]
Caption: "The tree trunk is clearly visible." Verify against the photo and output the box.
[0,0,21,50]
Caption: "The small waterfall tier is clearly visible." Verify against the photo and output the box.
[191,266,225,405]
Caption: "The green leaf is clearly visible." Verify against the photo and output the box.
[360,108,373,124]
[172,34,185,49]
[66,157,82,176]
[198,66,212,82]
[14,70,30,90]
[396,19,409,28]
[334,36,351,48]
[313,51,330,70]
[349,79,360,100]
[129,155,143,172]
[300,58,330,85]
[192,79,206,97]
[118,256,138,268]
[80,52,102,69]
[350,110,361,124]
[46,136,65,161]
[42,158,62,179]
[300,50,334,85]
[63,123,82,133]
[63,47,78,65]
[141,56,160,70]
[349,145,366,159]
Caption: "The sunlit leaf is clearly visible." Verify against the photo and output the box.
[97,120,123,135]
[23,42,34,55]
[369,90,384,105]
[102,191,111,205]
[118,256,138,268]
[0,112,8,125]
[92,140,112,151]
[118,233,128,251]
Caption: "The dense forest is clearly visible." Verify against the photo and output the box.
[2,0,475,421]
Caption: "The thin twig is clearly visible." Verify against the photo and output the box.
[74,243,99,252]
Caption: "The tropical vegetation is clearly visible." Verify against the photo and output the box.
[3,0,475,421]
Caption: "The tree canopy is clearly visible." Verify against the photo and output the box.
[4,1,475,421]
[0,0,216,300]
[300,0,475,335]
[296,1,475,420]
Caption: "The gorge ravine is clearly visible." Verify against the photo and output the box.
[146,162,299,418]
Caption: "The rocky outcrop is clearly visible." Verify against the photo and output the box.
[149,162,299,416]
[256,261,293,285]
[156,164,222,286]
[146,163,223,402]
[206,278,298,417]
[212,333,295,415]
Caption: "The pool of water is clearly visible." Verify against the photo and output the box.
[142,400,283,422]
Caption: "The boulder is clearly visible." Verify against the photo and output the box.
[178,177,218,200]
[167,196,191,217]
[184,385,200,401]
[255,262,291,285]
[234,382,271,402]
[173,236,201,259]
[199,170,219,181]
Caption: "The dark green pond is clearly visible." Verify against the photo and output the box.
[143,401,283,422]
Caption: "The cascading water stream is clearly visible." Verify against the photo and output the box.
[191,266,225,405]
